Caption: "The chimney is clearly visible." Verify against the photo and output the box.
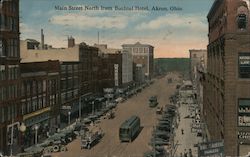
[68,36,75,48]
[41,29,44,49]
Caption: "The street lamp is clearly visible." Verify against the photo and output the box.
[79,96,82,121]
[19,123,26,133]
[91,101,95,115]
[33,124,39,145]
[19,123,26,152]
[68,111,71,125]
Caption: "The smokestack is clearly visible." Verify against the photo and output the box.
[41,29,44,50]
[68,36,75,48]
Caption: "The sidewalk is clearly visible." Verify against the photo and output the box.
[173,104,202,157]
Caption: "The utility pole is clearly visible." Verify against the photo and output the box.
[79,96,82,120]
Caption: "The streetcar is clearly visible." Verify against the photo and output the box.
[119,116,141,142]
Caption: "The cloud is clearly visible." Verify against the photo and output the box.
[135,13,207,32]
[49,13,130,30]
[20,23,35,33]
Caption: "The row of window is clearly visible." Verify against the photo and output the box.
[0,65,19,81]
[61,64,79,73]
[0,0,17,13]
[0,38,19,57]
[21,80,46,97]
[0,84,18,101]
[61,89,78,104]
[0,104,18,123]
[61,77,79,90]
[0,14,18,31]
[21,95,47,115]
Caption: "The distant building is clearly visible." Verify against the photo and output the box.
[94,44,132,87]
[189,49,207,82]
[0,0,21,155]
[122,50,133,85]
[204,0,250,156]
[122,42,154,80]
[134,64,145,83]
[189,49,207,112]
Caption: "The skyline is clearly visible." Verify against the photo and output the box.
[20,0,214,58]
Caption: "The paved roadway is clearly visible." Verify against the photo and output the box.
[51,73,181,157]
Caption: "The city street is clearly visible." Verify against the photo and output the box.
[51,73,181,157]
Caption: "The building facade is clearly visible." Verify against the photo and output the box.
[189,49,207,82]
[204,0,250,155]
[122,50,133,85]
[0,0,21,154]
[60,62,80,124]
[20,61,60,146]
[122,42,154,80]
[20,38,100,123]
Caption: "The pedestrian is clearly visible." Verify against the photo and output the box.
[181,128,184,134]
[184,149,188,157]
[189,148,193,157]
[180,153,183,157]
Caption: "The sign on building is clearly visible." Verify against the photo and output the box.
[198,140,224,157]
[238,99,250,127]
[114,64,119,86]
[239,53,250,78]
[238,131,250,141]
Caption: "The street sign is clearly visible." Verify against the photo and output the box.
[61,105,72,110]
[198,140,224,157]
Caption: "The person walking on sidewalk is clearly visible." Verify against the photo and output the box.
[184,149,188,157]
[181,128,184,134]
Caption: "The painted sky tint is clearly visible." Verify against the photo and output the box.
[20,0,214,58]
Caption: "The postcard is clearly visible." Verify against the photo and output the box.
[0,0,250,157]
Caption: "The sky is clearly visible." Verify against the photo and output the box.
[20,0,215,58]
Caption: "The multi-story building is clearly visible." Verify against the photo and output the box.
[94,44,127,88]
[0,0,21,155]
[20,61,60,146]
[98,52,123,89]
[122,42,154,80]
[20,38,99,123]
[204,0,250,155]
[60,61,80,124]
[189,49,207,114]
[189,49,207,83]
[122,50,133,86]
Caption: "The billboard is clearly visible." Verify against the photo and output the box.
[198,140,224,157]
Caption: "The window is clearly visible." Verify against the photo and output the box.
[0,65,5,80]
[238,14,247,29]
[0,39,7,57]
[43,80,46,92]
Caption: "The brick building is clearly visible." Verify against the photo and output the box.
[20,38,100,123]
[60,61,80,124]
[20,61,60,146]
[94,44,124,89]
[204,0,250,155]
[0,0,21,154]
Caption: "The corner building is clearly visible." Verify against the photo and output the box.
[0,0,21,154]
[204,0,250,155]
